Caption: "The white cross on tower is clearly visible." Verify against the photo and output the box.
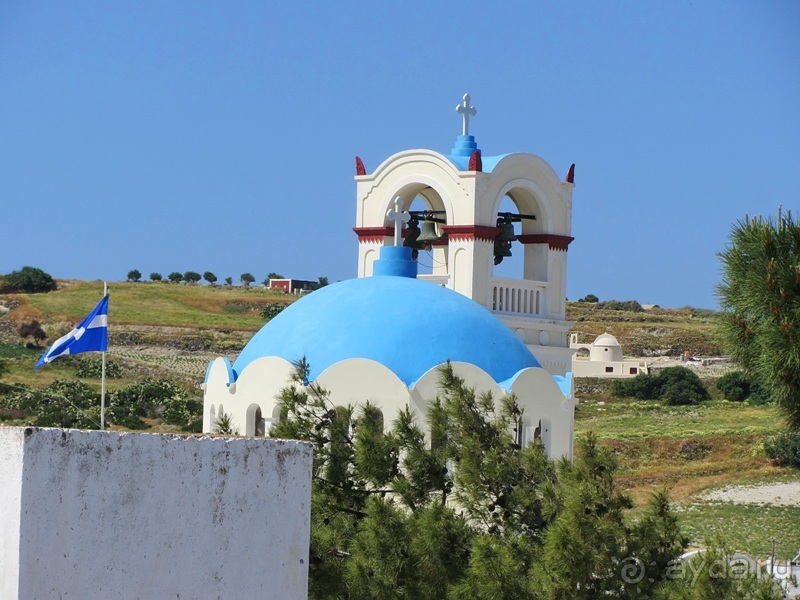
[386,197,410,246]
[456,93,477,136]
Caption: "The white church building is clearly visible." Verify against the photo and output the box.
[570,332,649,379]
[202,95,577,460]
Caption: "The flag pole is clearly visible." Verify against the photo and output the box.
[101,281,107,431]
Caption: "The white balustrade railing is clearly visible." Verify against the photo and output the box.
[490,277,548,316]
[417,274,450,286]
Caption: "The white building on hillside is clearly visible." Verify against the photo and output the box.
[570,332,648,378]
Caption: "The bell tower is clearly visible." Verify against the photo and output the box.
[353,95,575,376]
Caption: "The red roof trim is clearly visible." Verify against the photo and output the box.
[442,225,501,242]
[516,234,574,251]
[353,226,393,242]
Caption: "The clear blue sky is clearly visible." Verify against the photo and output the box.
[1,1,798,309]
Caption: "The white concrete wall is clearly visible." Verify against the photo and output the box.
[571,359,646,378]
[0,427,24,599]
[0,427,312,600]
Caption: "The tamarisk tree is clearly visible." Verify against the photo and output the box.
[271,361,691,599]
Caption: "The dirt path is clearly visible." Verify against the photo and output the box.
[700,482,800,506]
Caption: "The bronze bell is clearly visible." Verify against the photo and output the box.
[402,219,421,249]
[496,221,517,243]
[494,239,513,263]
[494,221,515,265]
[417,221,442,244]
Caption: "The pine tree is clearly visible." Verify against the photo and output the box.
[271,361,693,598]
[718,208,800,430]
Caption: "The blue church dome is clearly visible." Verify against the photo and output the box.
[233,247,541,385]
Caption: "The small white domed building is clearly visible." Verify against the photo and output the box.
[202,96,577,459]
[569,332,649,378]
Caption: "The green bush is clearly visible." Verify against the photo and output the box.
[1,266,57,293]
[658,366,709,405]
[748,381,773,405]
[661,377,707,405]
[716,371,750,402]
[611,373,660,400]
[611,366,709,405]
[715,371,773,405]
[108,379,187,430]
[598,299,644,312]
[764,432,800,467]
[214,411,239,435]
[2,380,101,428]
[162,396,204,432]
[74,357,123,379]
[105,379,201,431]
[0,376,201,431]
[260,302,287,320]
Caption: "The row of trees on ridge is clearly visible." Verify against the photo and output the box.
[126,270,286,287]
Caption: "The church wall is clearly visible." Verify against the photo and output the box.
[523,243,549,282]
[316,359,409,421]
[509,368,576,460]
[1,427,312,599]
[203,356,296,435]
[231,356,296,434]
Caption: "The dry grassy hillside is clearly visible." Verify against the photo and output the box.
[567,301,723,357]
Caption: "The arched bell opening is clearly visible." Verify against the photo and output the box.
[383,184,450,279]
[492,195,525,280]
[407,195,447,276]
[489,186,550,317]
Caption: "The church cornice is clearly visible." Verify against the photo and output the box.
[516,234,574,251]
[354,226,392,242]
[442,224,501,242]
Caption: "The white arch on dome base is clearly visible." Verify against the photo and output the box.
[202,356,574,461]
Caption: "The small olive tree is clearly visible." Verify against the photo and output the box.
[183,271,202,284]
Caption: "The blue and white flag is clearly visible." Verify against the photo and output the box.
[35,294,109,370]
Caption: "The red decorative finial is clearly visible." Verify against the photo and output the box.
[469,150,482,172]
[566,163,575,184]
[355,156,366,176]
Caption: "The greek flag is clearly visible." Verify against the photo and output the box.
[35,294,109,370]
